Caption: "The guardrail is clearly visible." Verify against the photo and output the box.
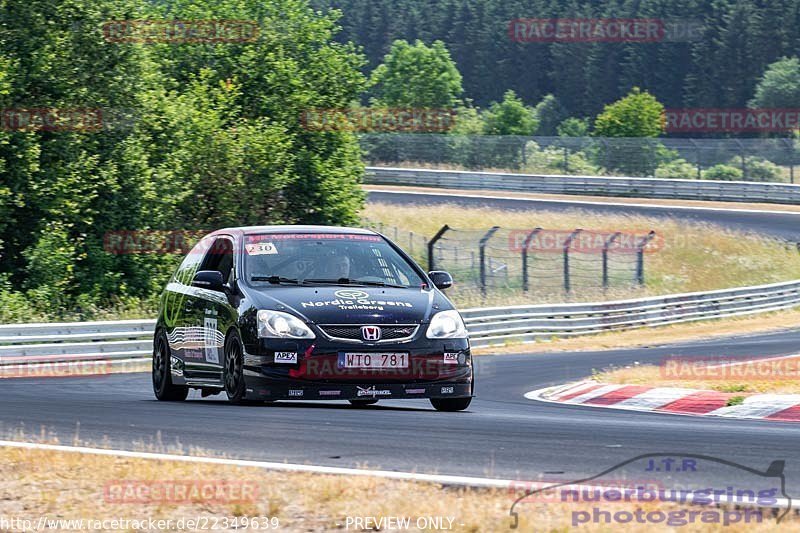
[366,167,800,205]
[3,279,800,361]
[462,279,800,347]
[0,320,154,372]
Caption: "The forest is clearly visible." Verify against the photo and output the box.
[314,0,800,115]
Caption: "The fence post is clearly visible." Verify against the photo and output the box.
[784,138,795,184]
[521,137,527,167]
[427,225,450,271]
[689,139,701,179]
[563,145,569,173]
[636,231,657,285]
[602,232,622,290]
[521,228,543,293]
[736,139,746,179]
[479,226,500,297]
[563,229,582,295]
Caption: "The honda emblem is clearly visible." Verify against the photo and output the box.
[361,326,382,341]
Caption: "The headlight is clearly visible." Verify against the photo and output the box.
[257,310,315,339]
[426,310,468,339]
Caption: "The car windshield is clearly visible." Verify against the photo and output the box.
[243,233,425,288]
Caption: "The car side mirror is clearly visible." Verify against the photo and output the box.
[192,270,225,292]
[428,270,453,290]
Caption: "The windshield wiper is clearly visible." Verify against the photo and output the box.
[302,278,406,288]
[250,276,300,285]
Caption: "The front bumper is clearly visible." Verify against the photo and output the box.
[242,378,472,401]
[242,337,473,400]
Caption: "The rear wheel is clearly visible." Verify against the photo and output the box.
[223,331,247,404]
[152,331,188,401]
[348,399,378,407]
[430,397,471,412]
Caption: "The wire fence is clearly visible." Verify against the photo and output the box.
[361,220,654,298]
[360,134,800,183]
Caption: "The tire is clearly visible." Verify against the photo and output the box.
[430,397,471,412]
[223,330,247,404]
[152,330,188,401]
[348,399,378,407]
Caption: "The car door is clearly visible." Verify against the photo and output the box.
[162,236,211,374]
[183,235,237,382]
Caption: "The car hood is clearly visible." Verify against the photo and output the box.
[245,285,443,324]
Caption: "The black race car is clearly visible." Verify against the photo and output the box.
[152,226,473,411]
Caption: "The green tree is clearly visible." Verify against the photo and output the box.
[369,39,463,108]
[449,104,484,135]
[593,88,665,138]
[557,117,590,137]
[150,0,369,225]
[481,90,537,136]
[533,94,567,136]
[704,164,744,181]
[750,57,800,108]
[0,0,369,319]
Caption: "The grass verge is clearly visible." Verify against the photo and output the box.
[592,354,800,395]
[0,442,795,532]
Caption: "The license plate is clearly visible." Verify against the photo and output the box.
[338,352,409,369]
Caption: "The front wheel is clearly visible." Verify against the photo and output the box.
[223,331,247,404]
[430,397,471,412]
[152,331,188,401]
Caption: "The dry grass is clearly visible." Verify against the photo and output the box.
[471,307,800,355]
[0,443,796,532]
[593,356,800,395]
[362,202,800,307]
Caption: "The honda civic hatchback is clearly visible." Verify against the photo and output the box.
[152,226,473,411]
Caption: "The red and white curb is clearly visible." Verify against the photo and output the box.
[526,381,800,422]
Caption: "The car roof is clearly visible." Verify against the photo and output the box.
[208,225,379,238]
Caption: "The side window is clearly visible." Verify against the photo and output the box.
[174,237,211,285]
[199,237,235,284]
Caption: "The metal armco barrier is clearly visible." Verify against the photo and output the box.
[462,279,800,347]
[3,279,800,359]
[366,167,800,205]
[0,319,154,367]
